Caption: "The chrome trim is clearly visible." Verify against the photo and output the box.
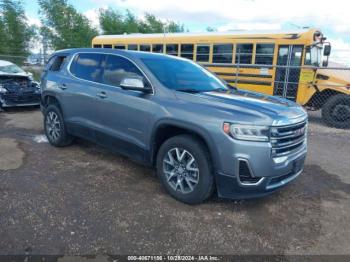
[236,158,265,187]
[272,115,308,127]
[66,51,155,95]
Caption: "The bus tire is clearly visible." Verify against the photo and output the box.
[321,94,350,128]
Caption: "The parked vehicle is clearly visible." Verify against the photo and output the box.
[0,60,41,109]
[41,48,308,204]
[93,29,350,128]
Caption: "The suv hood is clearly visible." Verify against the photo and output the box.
[174,89,307,126]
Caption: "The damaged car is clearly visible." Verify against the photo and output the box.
[0,60,41,109]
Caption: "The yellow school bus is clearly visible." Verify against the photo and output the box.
[92,29,350,128]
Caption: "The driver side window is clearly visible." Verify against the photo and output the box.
[102,55,148,87]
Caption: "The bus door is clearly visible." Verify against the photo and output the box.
[274,45,303,101]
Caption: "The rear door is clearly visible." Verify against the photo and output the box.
[61,52,106,137]
[274,45,303,101]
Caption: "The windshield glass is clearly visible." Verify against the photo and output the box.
[0,63,25,74]
[141,57,228,92]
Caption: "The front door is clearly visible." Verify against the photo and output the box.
[274,45,303,101]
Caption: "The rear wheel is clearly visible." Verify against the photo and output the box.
[156,135,214,204]
[322,94,350,128]
[44,104,74,147]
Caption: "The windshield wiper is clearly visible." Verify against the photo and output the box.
[175,88,203,93]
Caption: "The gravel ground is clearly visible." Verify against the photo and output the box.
[0,108,349,257]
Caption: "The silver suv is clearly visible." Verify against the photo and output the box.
[41,48,308,204]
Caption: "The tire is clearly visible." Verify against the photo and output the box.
[156,134,214,204]
[44,104,74,147]
[321,94,350,128]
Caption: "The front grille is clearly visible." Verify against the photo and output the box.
[271,120,307,157]
[2,93,40,104]
[238,160,261,184]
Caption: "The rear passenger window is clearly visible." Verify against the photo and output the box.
[255,44,274,65]
[180,44,194,60]
[166,44,178,56]
[114,45,126,50]
[213,44,233,63]
[128,44,138,51]
[70,53,105,82]
[103,44,112,48]
[93,44,102,48]
[152,44,164,53]
[140,44,151,52]
[236,44,253,64]
[102,55,148,87]
[48,55,67,71]
[196,45,210,62]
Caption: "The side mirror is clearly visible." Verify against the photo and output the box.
[120,77,152,93]
[323,45,331,56]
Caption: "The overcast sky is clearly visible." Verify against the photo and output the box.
[23,0,350,64]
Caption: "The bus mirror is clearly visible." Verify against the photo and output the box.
[324,45,331,56]
[322,60,328,67]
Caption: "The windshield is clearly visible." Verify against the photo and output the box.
[141,57,228,92]
[305,46,322,66]
[0,63,25,74]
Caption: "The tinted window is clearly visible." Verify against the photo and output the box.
[70,53,105,82]
[152,44,164,53]
[166,44,178,56]
[196,45,210,62]
[104,44,112,48]
[213,44,233,63]
[142,57,227,92]
[128,44,138,51]
[114,45,126,50]
[140,44,151,52]
[93,44,102,48]
[180,44,194,60]
[236,44,253,64]
[304,46,311,65]
[102,55,147,87]
[255,44,274,65]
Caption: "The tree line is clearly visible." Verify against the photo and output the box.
[0,0,186,61]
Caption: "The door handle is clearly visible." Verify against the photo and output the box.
[97,91,107,99]
[59,83,67,90]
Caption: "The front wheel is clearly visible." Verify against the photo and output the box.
[156,135,214,204]
[321,94,350,128]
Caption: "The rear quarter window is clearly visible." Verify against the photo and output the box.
[47,55,68,71]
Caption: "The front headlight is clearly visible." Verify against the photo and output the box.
[223,123,270,142]
[0,86,7,94]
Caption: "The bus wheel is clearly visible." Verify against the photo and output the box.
[322,94,350,128]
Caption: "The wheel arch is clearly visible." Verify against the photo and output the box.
[150,119,219,171]
[306,88,347,110]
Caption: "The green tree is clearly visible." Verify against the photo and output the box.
[38,0,98,50]
[0,0,34,63]
[99,8,185,35]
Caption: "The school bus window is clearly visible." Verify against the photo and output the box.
[166,44,178,56]
[255,44,274,65]
[196,45,210,62]
[236,43,253,64]
[128,44,138,51]
[213,44,233,63]
[140,44,151,52]
[103,44,112,48]
[180,44,194,60]
[114,45,126,50]
[153,44,164,53]
[304,46,312,65]
[93,44,102,48]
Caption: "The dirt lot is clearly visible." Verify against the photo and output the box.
[0,108,349,256]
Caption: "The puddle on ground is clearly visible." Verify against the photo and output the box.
[33,135,48,143]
